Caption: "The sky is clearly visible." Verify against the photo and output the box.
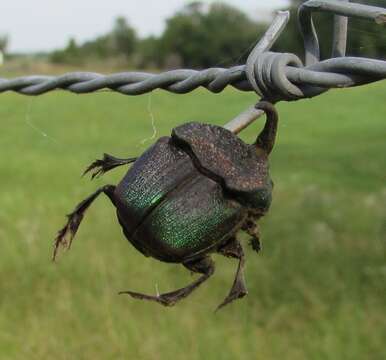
[0,0,289,53]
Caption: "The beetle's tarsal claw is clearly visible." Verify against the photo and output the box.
[120,257,215,307]
[118,275,208,307]
[249,238,261,253]
[52,185,116,261]
[53,212,83,261]
[83,153,137,179]
[216,258,248,311]
[216,276,248,312]
[242,219,261,254]
[118,289,182,307]
[216,238,248,311]
[82,158,106,180]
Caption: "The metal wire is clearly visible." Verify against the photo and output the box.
[298,0,386,66]
[1,57,383,98]
[0,0,385,104]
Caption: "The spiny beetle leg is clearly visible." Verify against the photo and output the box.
[83,153,137,179]
[216,238,247,311]
[242,219,261,253]
[119,257,215,307]
[53,185,116,261]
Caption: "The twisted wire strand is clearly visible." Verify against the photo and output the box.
[0,57,384,98]
[0,0,384,101]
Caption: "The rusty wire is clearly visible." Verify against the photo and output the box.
[0,0,385,104]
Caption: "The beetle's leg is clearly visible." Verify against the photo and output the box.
[119,256,215,307]
[255,101,278,155]
[83,153,137,179]
[242,219,261,253]
[216,238,248,311]
[53,185,116,261]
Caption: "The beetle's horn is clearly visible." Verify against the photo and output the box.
[254,101,278,155]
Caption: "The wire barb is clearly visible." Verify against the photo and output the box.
[0,1,384,102]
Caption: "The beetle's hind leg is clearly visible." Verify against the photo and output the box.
[53,185,116,261]
[119,256,215,307]
[83,153,137,179]
[216,237,248,311]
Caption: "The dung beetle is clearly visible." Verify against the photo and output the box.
[54,101,278,310]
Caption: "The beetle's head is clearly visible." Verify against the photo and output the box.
[234,178,273,214]
[227,101,277,211]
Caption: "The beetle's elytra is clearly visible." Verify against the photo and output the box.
[54,101,278,310]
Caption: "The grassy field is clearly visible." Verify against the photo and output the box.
[0,80,385,360]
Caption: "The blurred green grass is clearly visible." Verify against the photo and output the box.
[0,82,385,360]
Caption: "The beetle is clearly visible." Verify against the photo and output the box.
[53,101,278,310]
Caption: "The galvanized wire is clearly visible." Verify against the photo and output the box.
[0,57,383,99]
[298,0,386,65]
[0,0,385,104]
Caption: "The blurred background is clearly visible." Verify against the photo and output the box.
[0,0,385,359]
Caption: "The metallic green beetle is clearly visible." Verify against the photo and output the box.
[54,101,278,310]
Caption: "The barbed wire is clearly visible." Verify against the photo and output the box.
[0,0,385,103]
[1,57,383,99]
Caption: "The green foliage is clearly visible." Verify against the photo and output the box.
[110,17,137,58]
[48,1,385,68]
[0,34,9,53]
[81,34,113,59]
[347,0,386,59]
[135,36,163,69]
[50,17,137,65]
[48,2,265,68]
[274,0,386,60]
[51,38,82,65]
[0,79,385,359]
[158,3,265,68]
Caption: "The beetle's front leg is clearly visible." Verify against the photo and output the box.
[83,153,137,179]
[53,185,116,261]
[242,219,261,253]
[216,238,248,311]
[119,256,215,307]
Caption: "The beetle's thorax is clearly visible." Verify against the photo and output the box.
[114,123,273,263]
